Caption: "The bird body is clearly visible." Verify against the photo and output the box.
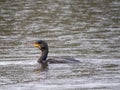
[47,57,80,64]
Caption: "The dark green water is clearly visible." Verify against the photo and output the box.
[0,0,120,90]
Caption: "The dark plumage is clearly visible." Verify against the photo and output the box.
[34,40,80,65]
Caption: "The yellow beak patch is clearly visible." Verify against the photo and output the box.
[33,43,41,48]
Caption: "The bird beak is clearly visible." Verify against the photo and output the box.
[33,43,41,48]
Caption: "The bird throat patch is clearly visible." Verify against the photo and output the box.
[34,43,41,48]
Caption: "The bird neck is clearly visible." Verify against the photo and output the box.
[38,49,48,64]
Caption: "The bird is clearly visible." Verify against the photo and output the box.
[33,40,80,65]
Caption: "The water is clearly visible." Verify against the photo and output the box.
[0,0,120,90]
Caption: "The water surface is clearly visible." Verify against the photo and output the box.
[0,0,120,90]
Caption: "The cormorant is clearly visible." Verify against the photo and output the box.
[34,40,80,65]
